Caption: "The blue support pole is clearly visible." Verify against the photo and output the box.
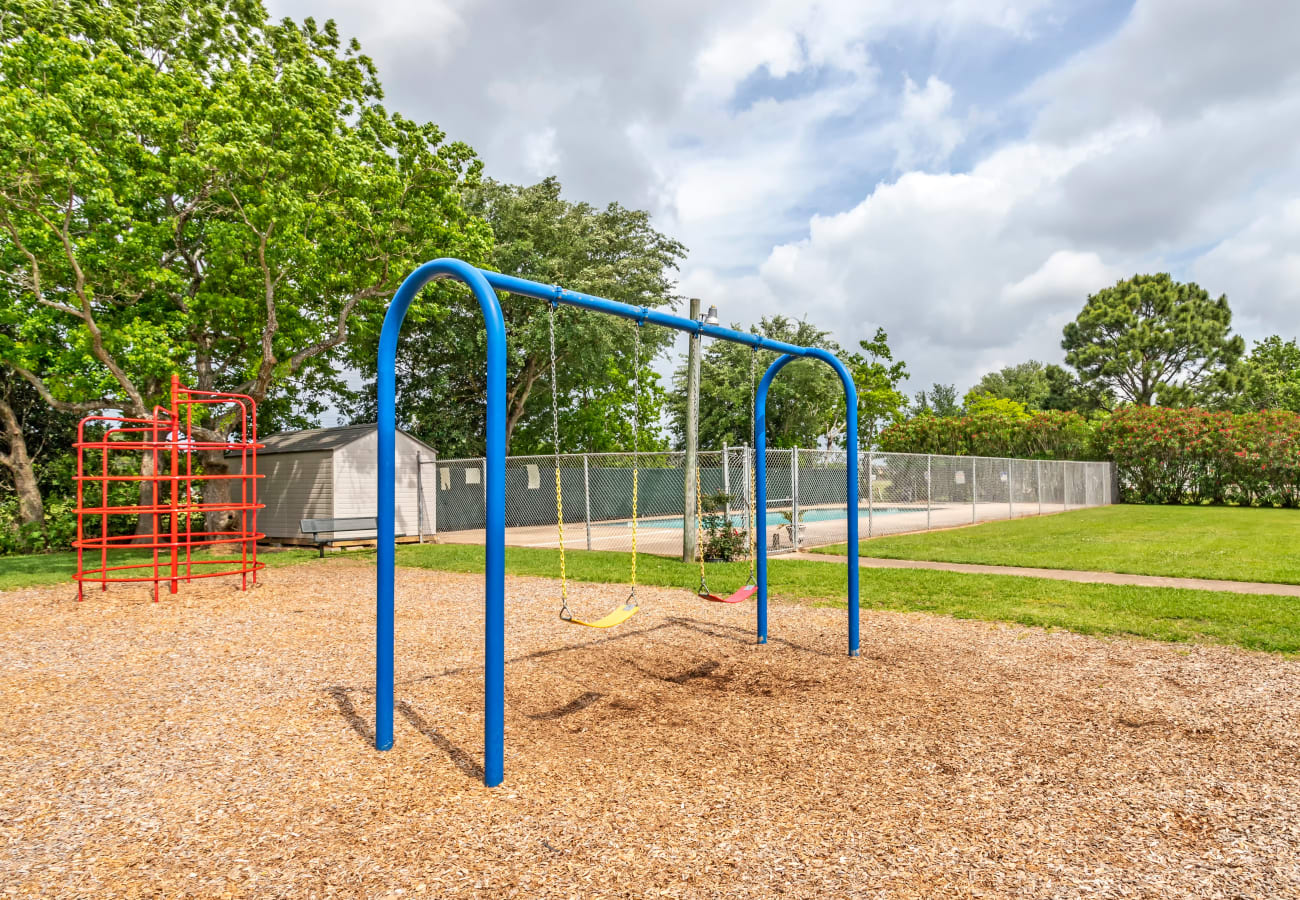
[754,351,860,656]
[376,257,861,786]
[376,258,507,787]
[754,354,795,646]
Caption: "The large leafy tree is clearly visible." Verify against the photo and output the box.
[967,361,1050,409]
[359,176,685,456]
[0,0,489,532]
[667,316,844,450]
[911,383,960,417]
[0,361,77,526]
[1042,363,1111,414]
[1227,335,1300,412]
[1062,273,1245,406]
[843,327,908,449]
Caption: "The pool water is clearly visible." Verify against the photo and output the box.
[620,507,906,529]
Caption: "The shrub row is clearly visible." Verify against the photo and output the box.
[877,407,1300,507]
[877,410,1096,460]
[1096,407,1300,506]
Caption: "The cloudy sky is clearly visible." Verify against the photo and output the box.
[269,0,1300,397]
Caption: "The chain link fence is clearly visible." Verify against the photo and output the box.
[417,448,1116,556]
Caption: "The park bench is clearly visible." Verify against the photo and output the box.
[299,517,405,557]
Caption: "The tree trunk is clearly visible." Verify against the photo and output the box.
[199,448,236,539]
[133,450,159,541]
[0,394,44,527]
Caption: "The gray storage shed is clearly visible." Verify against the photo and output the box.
[233,423,434,544]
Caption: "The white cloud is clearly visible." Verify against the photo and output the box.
[892,76,964,170]
[745,0,1300,389]
[1193,199,1300,340]
[265,0,1300,396]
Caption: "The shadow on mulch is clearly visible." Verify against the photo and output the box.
[325,685,484,782]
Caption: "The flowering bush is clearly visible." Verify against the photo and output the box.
[1094,407,1300,506]
[877,410,1095,460]
[880,405,1300,507]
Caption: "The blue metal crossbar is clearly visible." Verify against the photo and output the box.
[376,258,860,787]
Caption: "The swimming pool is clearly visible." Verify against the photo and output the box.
[616,507,907,529]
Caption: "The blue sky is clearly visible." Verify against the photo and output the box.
[269,0,1300,398]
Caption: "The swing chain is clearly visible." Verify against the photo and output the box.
[628,318,641,603]
[548,302,571,621]
[746,345,758,584]
[694,330,709,596]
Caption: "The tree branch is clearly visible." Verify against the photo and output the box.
[24,189,148,416]
[12,366,113,414]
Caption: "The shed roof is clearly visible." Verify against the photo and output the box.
[242,423,436,457]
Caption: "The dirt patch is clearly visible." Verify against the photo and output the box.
[1,562,1298,898]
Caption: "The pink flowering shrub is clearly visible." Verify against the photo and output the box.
[1094,407,1300,506]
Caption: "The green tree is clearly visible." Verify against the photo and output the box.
[667,316,844,449]
[1225,336,1300,412]
[356,177,685,456]
[1041,363,1111,414]
[0,361,77,528]
[0,0,488,533]
[963,393,1031,419]
[967,361,1050,409]
[912,383,960,417]
[843,327,908,448]
[1062,273,1245,406]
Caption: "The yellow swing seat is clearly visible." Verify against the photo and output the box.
[562,601,638,629]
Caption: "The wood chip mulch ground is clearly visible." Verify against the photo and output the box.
[2,561,1298,898]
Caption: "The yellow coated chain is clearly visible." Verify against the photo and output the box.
[747,347,758,582]
[630,462,638,590]
[629,320,641,597]
[556,461,567,600]
[549,303,570,619]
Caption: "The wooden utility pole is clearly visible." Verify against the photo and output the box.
[683,297,701,563]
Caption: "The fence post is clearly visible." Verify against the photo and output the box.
[416,451,424,543]
[1064,461,1071,510]
[926,454,931,530]
[722,442,730,525]
[1008,458,1014,519]
[583,453,592,551]
[1037,458,1042,516]
[791,447,800,550]
[971,458,978,524]
[867,450,874,538]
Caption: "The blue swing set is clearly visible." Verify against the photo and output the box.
[375,258,861,786]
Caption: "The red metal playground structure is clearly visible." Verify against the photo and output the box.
[74,376,264,600]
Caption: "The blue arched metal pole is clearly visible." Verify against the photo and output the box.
[754,351,860,656]
[376,259,507,787]
[378,258,861,786]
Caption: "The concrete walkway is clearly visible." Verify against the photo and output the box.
[790,552,1300,598]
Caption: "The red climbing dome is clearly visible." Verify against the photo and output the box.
[74,376,265,600]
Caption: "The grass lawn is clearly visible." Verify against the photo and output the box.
[0,546,319,591]
[6,539,1299,654]
[394,543,1300,655]
[812,504,1300,585]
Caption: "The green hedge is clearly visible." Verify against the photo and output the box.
[877,410,1096,460]
[878,406,1300,507]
